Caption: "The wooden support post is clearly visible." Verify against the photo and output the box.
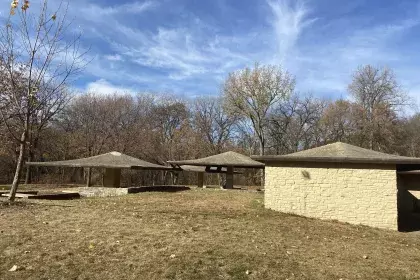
[86,167,92,187]
[226,166,234,189]
[103,168,121,188]
[197,172,204,188]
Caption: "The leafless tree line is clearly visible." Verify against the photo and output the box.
[0,1,418,197]
[1,64,418,188]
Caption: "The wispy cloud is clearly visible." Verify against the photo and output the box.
[8,0,419,101]
[104,54,124,62]
[85,79,135,95]
[267,0,315,63]
[295,17,419,97]
[36,0,316,94]
[92,0,314,90]
[81,1,156,17]
[120,27,253,80]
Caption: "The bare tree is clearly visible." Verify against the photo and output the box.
[60,93,135,158]
[402,114,420,157]
[24,84,71,184]
[223,63,295,155]
[192,96,238,154]
[319,99,356,144]
[0,1,86,201]
[151,96,189,161]
[348,65,407,149]
[150,95,195,184]
[268,94,326,154]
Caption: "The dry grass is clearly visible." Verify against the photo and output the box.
[1,188,420,280]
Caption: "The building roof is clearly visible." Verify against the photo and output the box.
[177,165,242,174]
[168,151,265,168]
[252,142,420,165]
[26,151,169,170]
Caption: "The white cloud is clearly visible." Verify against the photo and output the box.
[104,54,124,61]
[81,1,156,17]
[267,0,315,62]
[110,25,257,81]
[85,79,135,95]
[292,16,419,98]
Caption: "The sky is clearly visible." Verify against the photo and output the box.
[2,0,420,102]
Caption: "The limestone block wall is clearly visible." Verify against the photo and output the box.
[265,162,398,230]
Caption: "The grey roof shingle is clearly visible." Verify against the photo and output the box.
[252,142,420,165]
[168,151,264,168]
[26,151,169,170]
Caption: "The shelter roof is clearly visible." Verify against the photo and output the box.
[168,151,264,168]
[26,151,169,170]
[252,142,420,165]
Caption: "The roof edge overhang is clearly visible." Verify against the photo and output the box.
[167,161,264,168]
[171,165,243,174]
[397,170,420,175]
[250,156,420,165]
[26,162,170,170]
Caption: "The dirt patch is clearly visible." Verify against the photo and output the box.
[1,188,420,280]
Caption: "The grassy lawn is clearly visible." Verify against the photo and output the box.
[1,188,420,280]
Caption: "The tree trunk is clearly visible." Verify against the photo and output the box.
[24,149,33,184]
[258,129,265,156]
[9,132,27,201]
[368,105,374,150]
[258,136,265,187]
[217,173,223,187]
[25,135,38,184]
[170,172,178,185]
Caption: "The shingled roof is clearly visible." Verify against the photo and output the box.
[168,151,264,168]
[26,151,169,170]
[252,142,420,165]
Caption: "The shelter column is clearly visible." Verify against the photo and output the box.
[86,167,92,187]
[226,166,234,189]
[103,168,121,188]
[197,173,204,188]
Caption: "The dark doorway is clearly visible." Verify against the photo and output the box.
[397,174,420,232]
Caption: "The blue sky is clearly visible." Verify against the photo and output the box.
[3,0,420,102]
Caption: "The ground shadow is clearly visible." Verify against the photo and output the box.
[0,190,38,195]
[128,185,191,193]
[28,192,81,200]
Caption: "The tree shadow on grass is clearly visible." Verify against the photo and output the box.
[0,200,75,208]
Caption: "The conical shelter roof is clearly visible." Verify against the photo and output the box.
[168,151,264,168]
[26,151,168,170]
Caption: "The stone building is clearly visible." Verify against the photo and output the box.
[252,142,420,231]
